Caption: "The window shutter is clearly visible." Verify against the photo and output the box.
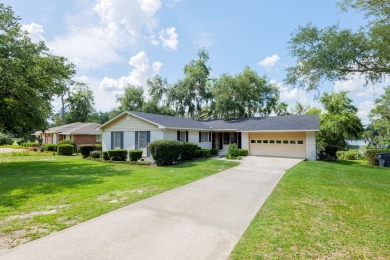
[186,131,189,142]
[147,131,151,156]
[111,132,114,150]
[199,132,201,143]
[209,132,211,142]
[120,132,124,149]
[238,132,242,149]
[135,131,138,150]
[177,131,180,141]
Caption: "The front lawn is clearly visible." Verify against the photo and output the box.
[0,155,238,250]
[230,160,390,259]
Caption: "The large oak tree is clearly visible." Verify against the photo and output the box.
[0,4,76,136]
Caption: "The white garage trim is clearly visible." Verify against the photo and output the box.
[249,132,306,158]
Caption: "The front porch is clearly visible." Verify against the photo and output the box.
[212,132,242,154]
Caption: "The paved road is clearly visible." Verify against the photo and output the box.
[0,156,302,260]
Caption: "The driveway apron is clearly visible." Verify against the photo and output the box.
[0,156,302,260]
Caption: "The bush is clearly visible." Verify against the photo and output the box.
[148,140,183,166]
[44,144,57,152]
[21,142,38,147]
[336,151,346,160]
[95,144,102,151]
[108,149,127,161]
[57,144,74,156]
[210,149,219,156]
[90,151,101,159]
[344,149,361,160]
[228,143,239,158]
[102,151,109,160]
[365,149,390,166]
[58,140,76,152]
[181,142,198,160]
[129,150,143,162]
[78,144,97,158]
[0,133,13,146]
[238,149,248,156]
[200,149,210,157]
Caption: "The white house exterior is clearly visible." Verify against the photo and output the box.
[98,111,320,160]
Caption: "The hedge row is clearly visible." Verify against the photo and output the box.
[149,140,183,166]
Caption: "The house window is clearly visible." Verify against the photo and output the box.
[257,140,262,143]
[251,140,256,143]
[290,140,296,144]
[201,132,209,142]
[263,140,269,144]
[65,135,71,140]
[298,140,304,144]
[283,140,289,144]
[96,135,101,142]
[179,131,186,142]
[270,140,275,144]
[139,131,148,148]
[223,133,229,144]
[276,140,282,144]
[113,132,122,149]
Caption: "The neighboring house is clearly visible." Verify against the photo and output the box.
[33,122,101,146]
[99,111,320,160]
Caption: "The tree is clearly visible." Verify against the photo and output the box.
[65,84,95,123]
[144,75,175,116]
[305,107,322,115]
[274,102,291,116]
[168,49,211,118]
[369,86,390,141]
[212,67,279,119]
[317,91,363,158]
[116,85,144,112]
[286,0,389,91]
[292,101,309,115]
[0,4,76,137]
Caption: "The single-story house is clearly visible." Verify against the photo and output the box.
[99,111,320,160]
[33,122,101,146]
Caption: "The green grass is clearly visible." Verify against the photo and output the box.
[230,160,390,259]
[0,155,238,249]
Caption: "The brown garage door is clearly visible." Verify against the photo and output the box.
[249,132,306,158]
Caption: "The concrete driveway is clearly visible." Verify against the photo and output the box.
[0,156,302,260]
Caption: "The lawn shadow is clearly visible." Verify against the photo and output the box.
[0,159,135,209]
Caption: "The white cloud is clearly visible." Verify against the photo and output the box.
[334,74,387,97]
[47,0,177,70]
[257,54,280,68]
[22,23,44,43]
[195,32,215,48]
[48,27,123,70]
[159,26,179,50]
[357,101,374,124]
[99,51,162,92]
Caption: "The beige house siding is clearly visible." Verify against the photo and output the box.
[305,131,317,160]
[102,115,159,132]
[249,132,306,158]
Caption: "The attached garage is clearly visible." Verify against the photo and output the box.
[249,132,306,158]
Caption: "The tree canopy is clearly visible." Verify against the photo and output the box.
[317,91,363,158]
[285,0,389,91]
[65,84,95,123]
[369,86,390,141]
[0,4,76,136]
[211,67,279,119]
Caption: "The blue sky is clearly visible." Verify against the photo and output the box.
[3,0,388,123]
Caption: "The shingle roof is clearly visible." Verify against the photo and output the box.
[34,122,101,135]
[129,111,212,130]
[201,114,320,131]
[100,111,319,132]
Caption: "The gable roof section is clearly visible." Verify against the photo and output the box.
[201,114,320,131]
[34,122,101,135]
